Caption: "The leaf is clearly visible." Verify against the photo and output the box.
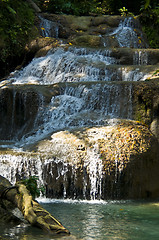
[144,0,151,9]
[7,6,16,15]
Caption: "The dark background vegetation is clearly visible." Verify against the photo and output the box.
[0,0,158,78]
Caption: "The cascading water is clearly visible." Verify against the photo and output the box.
[133,50,148,65]
[0,16,156,200]
[39,16,59,38]
[108,17,148,48]
[10,46,149,85]
[86,143,103,200]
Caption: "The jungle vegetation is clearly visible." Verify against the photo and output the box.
[0,0,35,76]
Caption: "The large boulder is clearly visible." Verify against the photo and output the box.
[37,120,159,199]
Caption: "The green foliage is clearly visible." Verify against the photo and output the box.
[38,0,100,15]
[119,7,128,16]
[37,0,121,15]
[94,0,121,15]
[20,176,45,199]
[0,0,34,61]
[144,0,151,10]
[37,0,158,16]
[142,25,159,48]
[140,0,158,11]
[119,6,134,16]
[152,69,159,76]
[140,2,159,48]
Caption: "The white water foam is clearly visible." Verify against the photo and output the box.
[0,154,43,185]
[9,47,117,85]
[37,197,108,205]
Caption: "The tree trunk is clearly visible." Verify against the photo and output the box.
[0,182,70,235]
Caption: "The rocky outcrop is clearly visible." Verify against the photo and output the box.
[25,37,62,60]
[40,14,121,39]
[132,78,159,143]
[0,86,46,140]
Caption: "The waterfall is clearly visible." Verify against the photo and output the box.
[133,50,148,65]
[0,154,43,185]
[0,16,155,200]
[0,83,133,148]
[86,143,103,200]
[39,16,59,38]
[108,17,148,48]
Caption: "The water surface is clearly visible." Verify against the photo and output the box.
[1,199,159,240]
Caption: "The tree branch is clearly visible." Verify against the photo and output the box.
[0,183,70,235]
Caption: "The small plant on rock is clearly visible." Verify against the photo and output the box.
[19,176,45,199]
[119,7,134,16]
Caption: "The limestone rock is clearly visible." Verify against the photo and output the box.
[34,120,159,199]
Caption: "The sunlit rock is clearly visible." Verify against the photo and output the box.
[36,120,159,199]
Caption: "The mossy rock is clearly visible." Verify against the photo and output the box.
[71,34,102,47]
[91,15,121,27]
[0,175,12,188]
[64,15,93,31]
[25,37,60,58]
